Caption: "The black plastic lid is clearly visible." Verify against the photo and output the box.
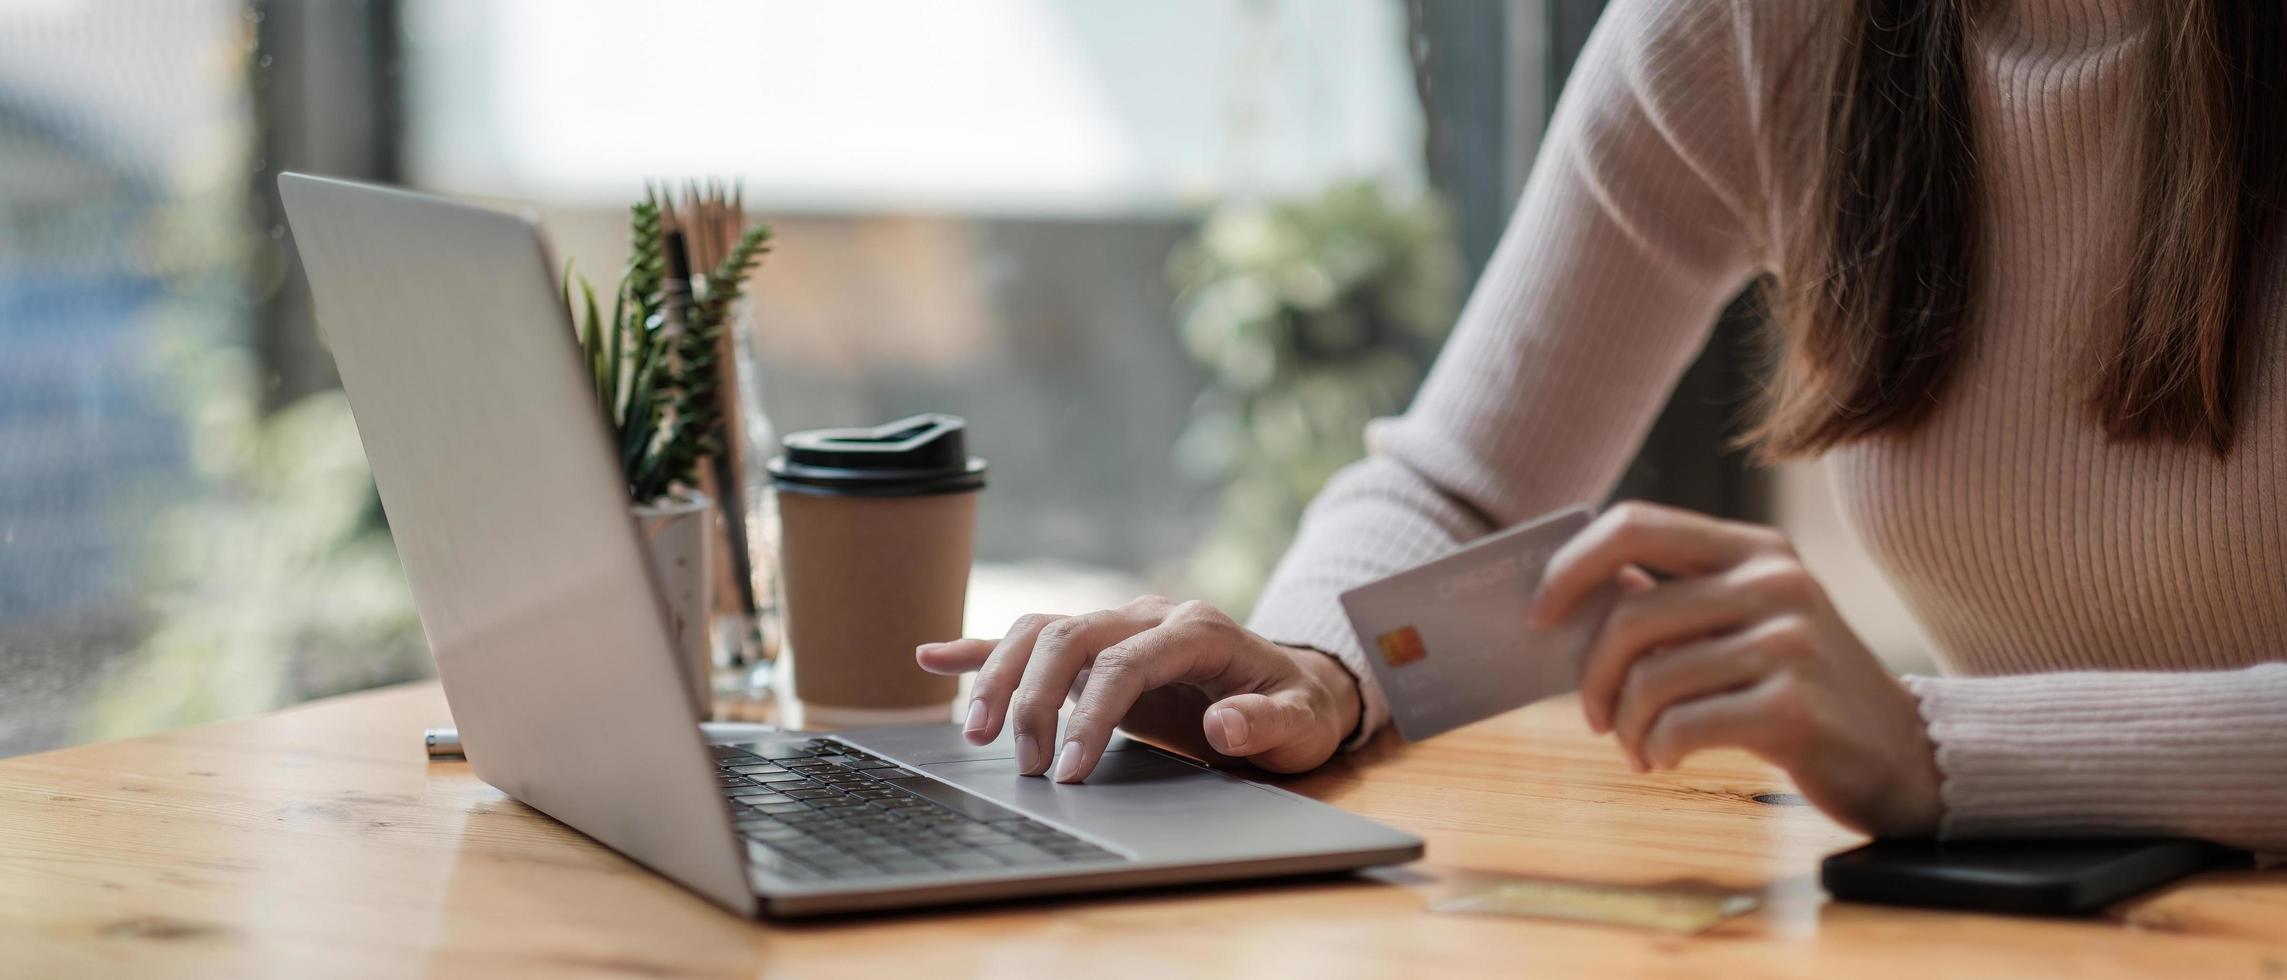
[767,414,986,497]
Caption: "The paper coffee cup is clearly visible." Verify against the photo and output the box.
[769,414,984,725]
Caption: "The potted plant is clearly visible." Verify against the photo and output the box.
[567,190,771,716]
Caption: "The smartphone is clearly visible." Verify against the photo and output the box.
[1821,837,2247,916]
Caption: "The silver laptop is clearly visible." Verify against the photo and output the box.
[277,173,1421,918]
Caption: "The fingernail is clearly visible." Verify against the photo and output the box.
[962,699,987,737]
[1211,706,1249,752]
[1053,740,1086,782]
[1015,734,1044,775]
[915,642,940,655]
[1628,753,1648,774]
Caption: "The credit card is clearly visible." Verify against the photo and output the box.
[1431,878,1759,933]
[1338,506,1616,741]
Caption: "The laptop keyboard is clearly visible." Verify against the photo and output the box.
[715,738,1125,882]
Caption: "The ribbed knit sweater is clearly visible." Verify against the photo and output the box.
[1249,0,2287,851]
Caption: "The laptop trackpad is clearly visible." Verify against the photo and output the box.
[922,751,1341,860]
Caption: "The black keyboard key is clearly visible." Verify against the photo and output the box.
[778,836,839,853]
[870,858,939,876]
[778,808,835,822]
[877,777,1024,822]
[725,786,781,798]
[1040,841,1117,860]
[864,767,919,780]
[933,851,1002,871]
[948,825,1018,843]
[785,852,855,872]
[779,787,836,800]
[728,764,786,775]
[979,843,1061,866]
[803,797,865,810]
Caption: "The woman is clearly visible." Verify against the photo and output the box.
[917,0,2287,848]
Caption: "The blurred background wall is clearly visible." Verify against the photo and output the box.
[0,0,1921,758]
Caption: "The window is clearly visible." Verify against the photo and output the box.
[0,0,1457,754]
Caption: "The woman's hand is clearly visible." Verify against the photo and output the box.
[1531,502,1943,837]
[914,595,1361,784]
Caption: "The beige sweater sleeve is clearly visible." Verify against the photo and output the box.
[1908,668,2287,852]
[1247,0,1765,747]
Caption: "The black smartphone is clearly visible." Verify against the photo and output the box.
[1821,837,2248,916]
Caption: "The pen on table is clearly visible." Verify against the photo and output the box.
[423,722,782,759]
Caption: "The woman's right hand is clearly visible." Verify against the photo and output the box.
[914,595,1361,784]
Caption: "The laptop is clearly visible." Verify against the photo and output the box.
[276,173,1422,918]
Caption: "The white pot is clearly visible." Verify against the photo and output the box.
[633,492,714,719]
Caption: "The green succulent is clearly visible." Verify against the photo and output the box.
[569,194,771,504]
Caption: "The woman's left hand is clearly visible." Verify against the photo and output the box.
[1530,502,1943,838]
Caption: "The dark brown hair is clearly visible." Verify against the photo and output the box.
[1755,0,2285,459]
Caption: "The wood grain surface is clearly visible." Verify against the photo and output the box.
[3,682,2281,978]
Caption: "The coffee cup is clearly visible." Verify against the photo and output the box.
[768,414,984,725]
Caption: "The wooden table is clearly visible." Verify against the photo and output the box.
[4,683,2281,978]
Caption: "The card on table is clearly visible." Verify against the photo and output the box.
[1338,505,1618,742]
[1431,878,1759,933]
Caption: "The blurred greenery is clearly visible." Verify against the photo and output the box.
[82,383,423,742]
[76,49,423,742]
[1169,179,1460,614]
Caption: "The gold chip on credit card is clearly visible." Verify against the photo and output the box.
[1375,626,1427,667]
